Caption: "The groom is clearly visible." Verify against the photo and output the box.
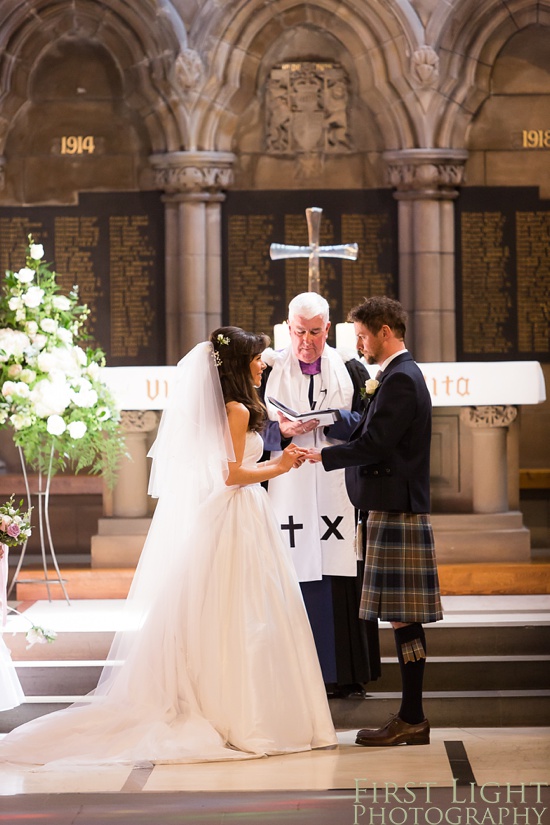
[308,296,443,746]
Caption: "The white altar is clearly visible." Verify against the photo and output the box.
[92,360,546,568]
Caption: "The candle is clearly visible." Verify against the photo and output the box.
[273,321,291,349]
[335,322,357,353]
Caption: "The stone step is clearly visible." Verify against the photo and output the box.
[2,690,549,733]
[13,654,550,697]
[1,595,548,733]
[12,561,550,600]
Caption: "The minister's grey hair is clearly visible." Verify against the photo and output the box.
[288,293,330,325]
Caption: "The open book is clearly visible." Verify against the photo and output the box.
[267,396,342,425]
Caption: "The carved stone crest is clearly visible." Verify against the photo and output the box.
[174,48,204,91]
[265,62,351,155]
[411,46,439,88]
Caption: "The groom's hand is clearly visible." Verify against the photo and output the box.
[278,412,319,438]
[306,449,323,463]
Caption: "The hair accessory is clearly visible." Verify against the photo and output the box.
[213,333,230,367]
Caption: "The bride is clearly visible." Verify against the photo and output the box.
[0,327,337,766]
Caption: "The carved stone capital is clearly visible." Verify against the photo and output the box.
[149,151,235,194]
[460,405,518,429]
[173,48,204,91]
[411,45,439,88]
[120,410,160,433]
[383,149,469,198]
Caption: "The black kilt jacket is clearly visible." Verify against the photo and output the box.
[321,352,432,514]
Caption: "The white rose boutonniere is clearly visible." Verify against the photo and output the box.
[360,377,380,400]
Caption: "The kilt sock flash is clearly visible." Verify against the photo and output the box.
[394,623,426,725]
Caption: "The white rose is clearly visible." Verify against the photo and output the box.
[29,244,44,261]
[7,364,22,378]
[25,321,38,336]
[70,387,98,408]
[86,362,101,381]
[22,286,45,308]
[52,295,72,311]
[15,267,35,283]
[364,378,380,395]
[0,329,31,359]
[8,296,23,311]
[10,413,33,430]
[40,318,58,334]
[37,351,55,373]
[19,368,36,384]
[68,420,87,439]
[2,381,18,398]
[11,382,30,399]
[0,409,8,424]
[31,333,48,351]
[57,327,73,345]
[30,377,71,417]
[73,346,87,366]
[46,414,66,436]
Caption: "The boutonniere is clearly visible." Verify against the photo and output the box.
[360,378,380,400]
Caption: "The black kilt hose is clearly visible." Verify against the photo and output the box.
[360,511,443,623]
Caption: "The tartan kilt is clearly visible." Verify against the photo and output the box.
[359,511,443,623]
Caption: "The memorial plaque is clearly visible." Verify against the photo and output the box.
[456,187,550,362]
[0,192,165,365]
[223,190,397,341]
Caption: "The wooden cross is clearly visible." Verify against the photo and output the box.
[269,207,358,294]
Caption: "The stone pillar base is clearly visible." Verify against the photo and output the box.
[91,518,151,568]
[432,511,531,563]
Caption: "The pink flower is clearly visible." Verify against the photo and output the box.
[7,522,20,538]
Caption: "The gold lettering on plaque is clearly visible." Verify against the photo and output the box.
[522,130,550,149]
[61,136,95,155]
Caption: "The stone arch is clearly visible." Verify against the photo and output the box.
[0,0,190,167]
[187,0,427,154]
[433,0,550,148]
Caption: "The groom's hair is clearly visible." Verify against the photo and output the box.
[288,292,330,325]
[211,326,269,432]
[349,297,406,340]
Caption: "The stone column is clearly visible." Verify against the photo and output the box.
[149,151,235,362]
[112,411,160,518]
[461,406,518,514]
[384,149,469,363]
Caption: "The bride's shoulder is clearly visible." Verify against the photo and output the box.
[225,401,250,421]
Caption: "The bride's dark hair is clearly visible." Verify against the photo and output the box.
[211,326,269,432]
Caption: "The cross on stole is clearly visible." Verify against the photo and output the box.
[281,515,303,549]
[269,207,358,294]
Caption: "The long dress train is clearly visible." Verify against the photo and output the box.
[0,430,336,766]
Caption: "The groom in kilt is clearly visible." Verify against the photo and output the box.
[308,296,443,746]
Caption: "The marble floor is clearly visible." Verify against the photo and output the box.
[0,728,549,824]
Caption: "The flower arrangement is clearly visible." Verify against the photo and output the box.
[0,496,32,559]
[0,237,125,483]
[360,377,380,400]
[0,497,55,647]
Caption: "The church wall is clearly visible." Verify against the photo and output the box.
[0,0,548,556]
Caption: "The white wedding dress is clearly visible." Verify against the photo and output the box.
[0,412,336,764]
[0,635,24,712]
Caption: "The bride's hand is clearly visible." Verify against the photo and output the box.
[279,443,308,472]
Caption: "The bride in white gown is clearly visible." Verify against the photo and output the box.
[0,328,337,766]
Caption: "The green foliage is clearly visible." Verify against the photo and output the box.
[0,236,125,483]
